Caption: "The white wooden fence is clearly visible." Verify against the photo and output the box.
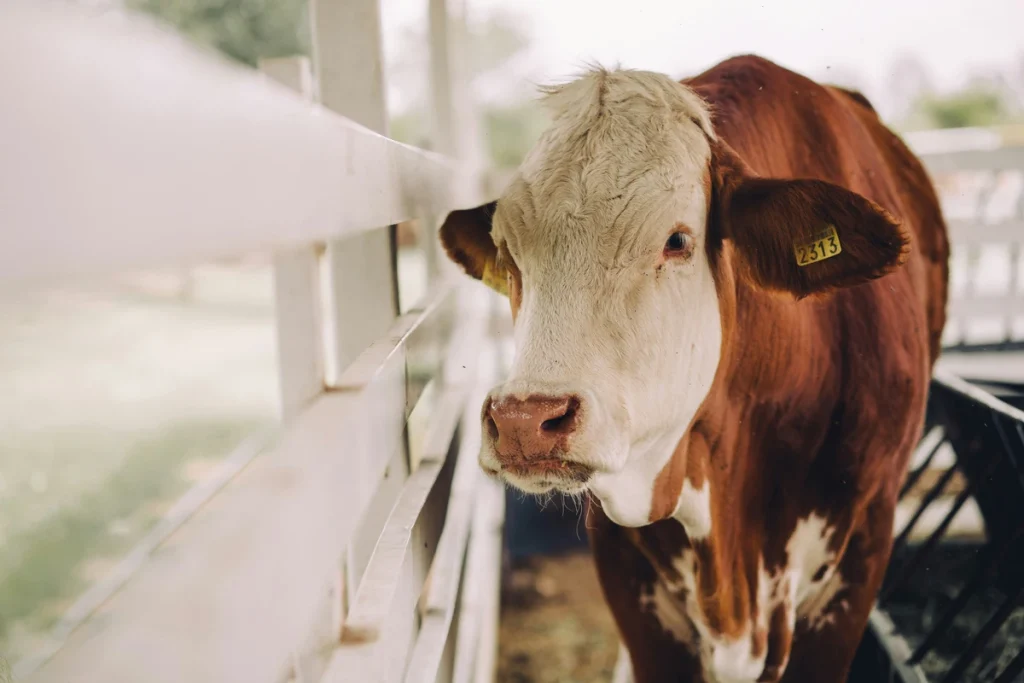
[905,129,1024,349]
[0,1,505,682]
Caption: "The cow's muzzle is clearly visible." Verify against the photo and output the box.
[480,392,595,487]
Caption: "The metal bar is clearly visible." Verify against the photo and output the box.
[883,471,981,604]
[939,577,1024,683]
[909,526,1024,664]
[866,609,932,683]
[932,369,1024,424]
[889,464,959,560]
[899,426,947,500]
[871,373,1024,682]
[1017,420,1024,467]
[993,646,1024,683]
[886,420,1004,604]
[992,408,1024,488]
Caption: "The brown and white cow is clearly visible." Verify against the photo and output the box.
[439,55,949,682]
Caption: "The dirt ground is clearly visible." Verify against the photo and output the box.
[497,551,621,683]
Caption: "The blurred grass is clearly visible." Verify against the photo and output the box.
[0,417,261,645]
[0,261,279,661]
[0,248,434,664]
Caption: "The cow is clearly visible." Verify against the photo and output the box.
[438,55,949,682]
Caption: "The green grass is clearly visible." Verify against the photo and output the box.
[0,262,280,662]
[0,251,433,663]
[0,417,264,649]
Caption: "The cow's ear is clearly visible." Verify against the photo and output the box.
[712,145,910,298]
[438,201,508,296]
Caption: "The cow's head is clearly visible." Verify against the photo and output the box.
[440,69,908,527]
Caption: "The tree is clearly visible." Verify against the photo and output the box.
[127,0,309,67]
[387,10,547,169]
[913,86,1010,129]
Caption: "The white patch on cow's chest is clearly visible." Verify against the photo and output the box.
[785,513,849,633]
[645,514,847,682]
[708,633,766,683]
[658,551,768,683]
[640,580,696,648]
[797,566,849,630]
[673,478,712,540]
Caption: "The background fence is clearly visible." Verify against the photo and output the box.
[907,128,1024,352]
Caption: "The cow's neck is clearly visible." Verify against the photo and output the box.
[635,436,803,682]
[638,286,850,680]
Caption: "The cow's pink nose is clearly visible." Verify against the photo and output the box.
[486,395,581,463]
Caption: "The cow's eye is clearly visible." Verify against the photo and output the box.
[664,231,692,255]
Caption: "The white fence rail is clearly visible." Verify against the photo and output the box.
[0,2,505,682]
[906,129,1024,349]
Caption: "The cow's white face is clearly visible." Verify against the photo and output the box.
[445,70,723,527]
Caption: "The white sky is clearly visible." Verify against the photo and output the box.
[382,0,1024,118]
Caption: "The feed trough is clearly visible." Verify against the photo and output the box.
[850,372,1024,683]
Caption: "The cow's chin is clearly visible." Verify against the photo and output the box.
[478,444,623,502]
[478,454,596,496]
[497,469,592,496]
[478,427,685,528]
[481,462,668,529]
[588,469,661,527]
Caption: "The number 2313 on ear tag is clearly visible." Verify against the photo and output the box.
[794,225,842,266]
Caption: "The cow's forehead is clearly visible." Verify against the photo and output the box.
[493,68,715,261]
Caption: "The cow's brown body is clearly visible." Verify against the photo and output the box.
[587,56,949,682]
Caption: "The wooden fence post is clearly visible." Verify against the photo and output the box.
[428,0,485,283]
[309,0,399,380]
[308,0,410,656]
[259,56,325,422]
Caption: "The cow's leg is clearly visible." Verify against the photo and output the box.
[587,503,704,683]
[780,498,896,683]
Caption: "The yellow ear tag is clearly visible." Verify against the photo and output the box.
[481,259,509,296]
[794,225,842,267]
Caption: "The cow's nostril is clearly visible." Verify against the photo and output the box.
[485,414,500,441]
[541,397,579,434]
[540,417,563,431]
